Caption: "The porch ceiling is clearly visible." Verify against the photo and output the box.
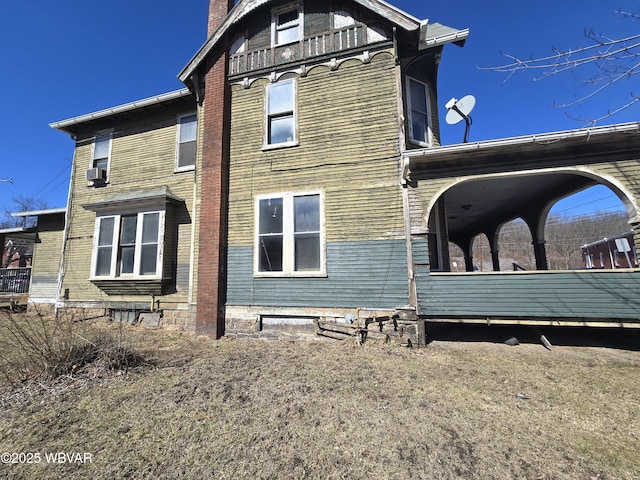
[443,173,597,244]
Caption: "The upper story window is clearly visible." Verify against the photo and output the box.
[176,113,197,171]
[256,192,325,276]
[407,77,432,146]
[88,131,112,183]
[272,3,302,46]
[265,79,297,147]
[92,210,164,279]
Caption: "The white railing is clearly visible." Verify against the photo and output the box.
[0,267,31,294]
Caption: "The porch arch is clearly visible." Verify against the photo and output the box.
[425,168,638,272]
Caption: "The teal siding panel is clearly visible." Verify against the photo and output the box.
[227,240,408,308]
[417,272,640,320]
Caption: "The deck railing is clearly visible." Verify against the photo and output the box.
[0,267,31,294]
[229,25,365,76]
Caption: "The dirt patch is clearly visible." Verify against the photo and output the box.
[0,318,639,479]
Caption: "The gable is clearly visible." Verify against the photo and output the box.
[179,0,466,87]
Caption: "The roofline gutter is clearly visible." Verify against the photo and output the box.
[11,208,67,218]
[405,122,640,160]
[49,88,192,134]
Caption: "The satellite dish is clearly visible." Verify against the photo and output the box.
[445,95,476,143]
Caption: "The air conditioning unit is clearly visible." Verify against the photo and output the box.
[86,167,107,182]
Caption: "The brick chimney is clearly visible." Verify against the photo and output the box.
[208,0,234,36]
[196,0,235,339]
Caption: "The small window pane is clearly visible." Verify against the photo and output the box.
[278,9,298,26]
[140,245,158,275]
[268,82,294,114]
[178,141,196,168]
[259,236,283,272]
[412,113,428,143]
[120,246,135,274]
[295,234,320,271]
[98,218,114,246]
[277,26,299,44]
[294,195,320,232]
[410,80,427,111]
[93,135,110,160]
[269,116,294,144]
[120,216,137,245]
[95,248,112,276]
[259,198,283,234]
[142,213,159,243]
[179,115,197,142]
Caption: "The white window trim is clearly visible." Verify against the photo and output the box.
[175,112,197,172]
[89,129,113,184]
[271,3,303,47]
[263,78,299,149]
[90,208,165,281]
[406,77,433,147]
[254,191,326,277]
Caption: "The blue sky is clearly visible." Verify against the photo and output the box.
[1,0,637,216]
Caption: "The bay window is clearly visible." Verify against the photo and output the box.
[92,210,164,279]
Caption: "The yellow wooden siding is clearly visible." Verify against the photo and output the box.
[62,108,201,305]
[228,50,405,246]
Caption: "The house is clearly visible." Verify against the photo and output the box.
[48,0,640,339]
[582,231,638,269]
[179,0,468,339]
[0,208,65,310]
[50,90,200,327]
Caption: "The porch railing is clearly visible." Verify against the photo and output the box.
[0,267,31,294]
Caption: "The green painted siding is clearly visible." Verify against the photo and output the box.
[228,51,405,248]
[227,240,408,308]
[226,51,408,311]
[418,272,640,320]
[62,104,200,307]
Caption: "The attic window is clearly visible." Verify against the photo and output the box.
[272,4,302,46]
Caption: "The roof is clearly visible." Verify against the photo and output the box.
[404,122,640,167]
[49,89,194,136]
[11,208,66,218]
[82,186,185,212]
[179,0,468,85]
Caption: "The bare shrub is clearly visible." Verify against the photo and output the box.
[0,309,146,387]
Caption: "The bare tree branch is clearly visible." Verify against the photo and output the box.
[481,11,640,125]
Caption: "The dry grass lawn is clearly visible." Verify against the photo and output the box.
[1,313,639,479]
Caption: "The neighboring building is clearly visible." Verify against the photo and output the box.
[50,90,200,328]
[582,232,638,269]
[45,0,640,338]
[0,208,65,310]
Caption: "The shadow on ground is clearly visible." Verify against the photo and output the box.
[425,323,640,351]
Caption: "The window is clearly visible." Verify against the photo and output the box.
[92,211,164,279]
[176,113,197,170]
[91,131,112,177]
[407,77,432,146]
[266,80,296,146]
[256,192,324,276]
[272,4,302,46]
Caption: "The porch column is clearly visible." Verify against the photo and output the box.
[532,239,548,270]
[488,228,501,272]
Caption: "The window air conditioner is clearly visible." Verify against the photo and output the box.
[86,167,107,182]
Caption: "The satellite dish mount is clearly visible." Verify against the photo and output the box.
[445,95,476,143]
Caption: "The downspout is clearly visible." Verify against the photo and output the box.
[55,145,77,316]
[188,105,202,306]
[394,47,417,311]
